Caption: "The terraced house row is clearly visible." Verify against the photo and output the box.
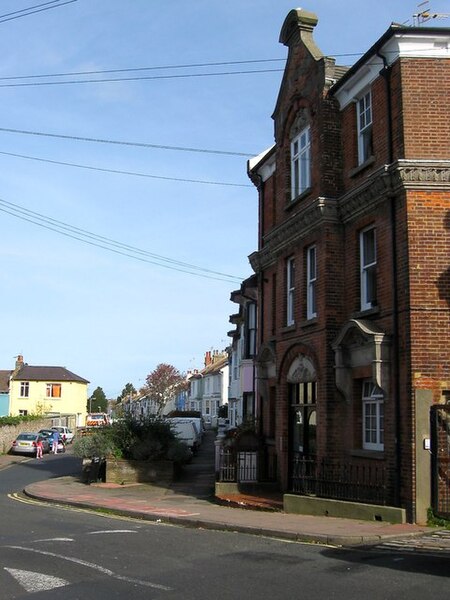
[223,8,449,525]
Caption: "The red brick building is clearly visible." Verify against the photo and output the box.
[248,9,450,523]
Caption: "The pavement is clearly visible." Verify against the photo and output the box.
[1,447,447,548]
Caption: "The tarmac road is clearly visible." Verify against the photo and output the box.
[0,453,449,599]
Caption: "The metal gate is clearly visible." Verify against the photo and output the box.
[430,405,450,519]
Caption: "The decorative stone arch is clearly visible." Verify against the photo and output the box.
[287,355,317,384]
[278,99,312,147]
[255,343,277,406]
[256,342,276,377]
[278,343,319,385]
[332,319,391,403]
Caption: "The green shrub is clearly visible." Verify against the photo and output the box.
[166,440,193,464]
[427,507,450,529]
[72,416,191,464]
[72,432,119,459]
[0,414,43,427]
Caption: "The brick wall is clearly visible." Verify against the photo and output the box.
[400,60,450,159]
[408,190,450,397]
[0,418,55,454]
[251,14,449,518]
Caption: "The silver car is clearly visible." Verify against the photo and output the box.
[11,432,50,456]
[51,426,74,444]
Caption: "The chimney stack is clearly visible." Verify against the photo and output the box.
[14,355,24,374]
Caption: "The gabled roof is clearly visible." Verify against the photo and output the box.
[0,370,11,392]
[12,365,89,384]
[202,354,228,376]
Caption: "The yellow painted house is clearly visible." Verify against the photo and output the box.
[9,356,89,427]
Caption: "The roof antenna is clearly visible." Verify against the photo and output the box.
[413,1,450,26]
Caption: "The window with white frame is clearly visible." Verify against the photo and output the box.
[233,351,238,381]
[46,383,61,398]
[246,302,257,358]
[20,382,29,398]
[291,126,311,199]
[360,226,377,310]
[286,257,296,326]
[362,380,384,451]
[306,245,317,319]
[357,90,373,165]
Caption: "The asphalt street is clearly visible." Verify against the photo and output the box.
[0,454,449,599]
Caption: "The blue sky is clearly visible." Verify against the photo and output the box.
[0,0,448,398]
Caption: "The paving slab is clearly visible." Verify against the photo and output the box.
[23,475,433,547]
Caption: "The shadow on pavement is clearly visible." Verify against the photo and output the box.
[321,541,450,578]
[13,452,82,479]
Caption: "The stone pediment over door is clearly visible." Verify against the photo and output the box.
[287,355,316,384]
[332,319,390,402]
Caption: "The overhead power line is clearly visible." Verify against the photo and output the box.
[0,198,244,283]
[0,58,286,81]
[0,67,284,88]
[0,0,77,24]
[0,149,252,187]
[0,46,443,83]
[0,127,256,157]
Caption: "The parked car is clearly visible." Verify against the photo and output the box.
[51,426,74,444]
[38,429,66,453]
[167,420,199,452]
[11,432,50,456]
[166,417,203,447]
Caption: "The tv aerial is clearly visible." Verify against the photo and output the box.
[413,1,450,26]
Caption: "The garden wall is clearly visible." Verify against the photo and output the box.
[0,418,55,454]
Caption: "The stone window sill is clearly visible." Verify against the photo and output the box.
[286,187,311,211]
[300,317,318,328]
[349,155,375,178]
[352,305,380,319]
[350,449,385,460]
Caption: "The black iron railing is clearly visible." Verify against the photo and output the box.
[218,448,277,483]
[291,455,387,505]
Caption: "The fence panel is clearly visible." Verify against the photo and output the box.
[291,455,387,505]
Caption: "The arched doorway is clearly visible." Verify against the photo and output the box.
[286,355,317,490]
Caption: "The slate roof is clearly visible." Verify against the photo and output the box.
[11,365,89,384]
[0,370,12,392]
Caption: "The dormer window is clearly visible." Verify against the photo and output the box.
[291,125,311,199]
[357,90,373,165]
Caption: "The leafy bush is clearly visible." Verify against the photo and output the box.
[72,432,119,460]
[427,507,450,529]
[166,440,193,464]
[73,416,191,464]
[0,414,43,427]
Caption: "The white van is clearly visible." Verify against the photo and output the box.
[169,420,199,451]
[167,418,203,447]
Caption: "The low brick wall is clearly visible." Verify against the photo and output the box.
[105,458,174,485]
[0,418,55,454]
